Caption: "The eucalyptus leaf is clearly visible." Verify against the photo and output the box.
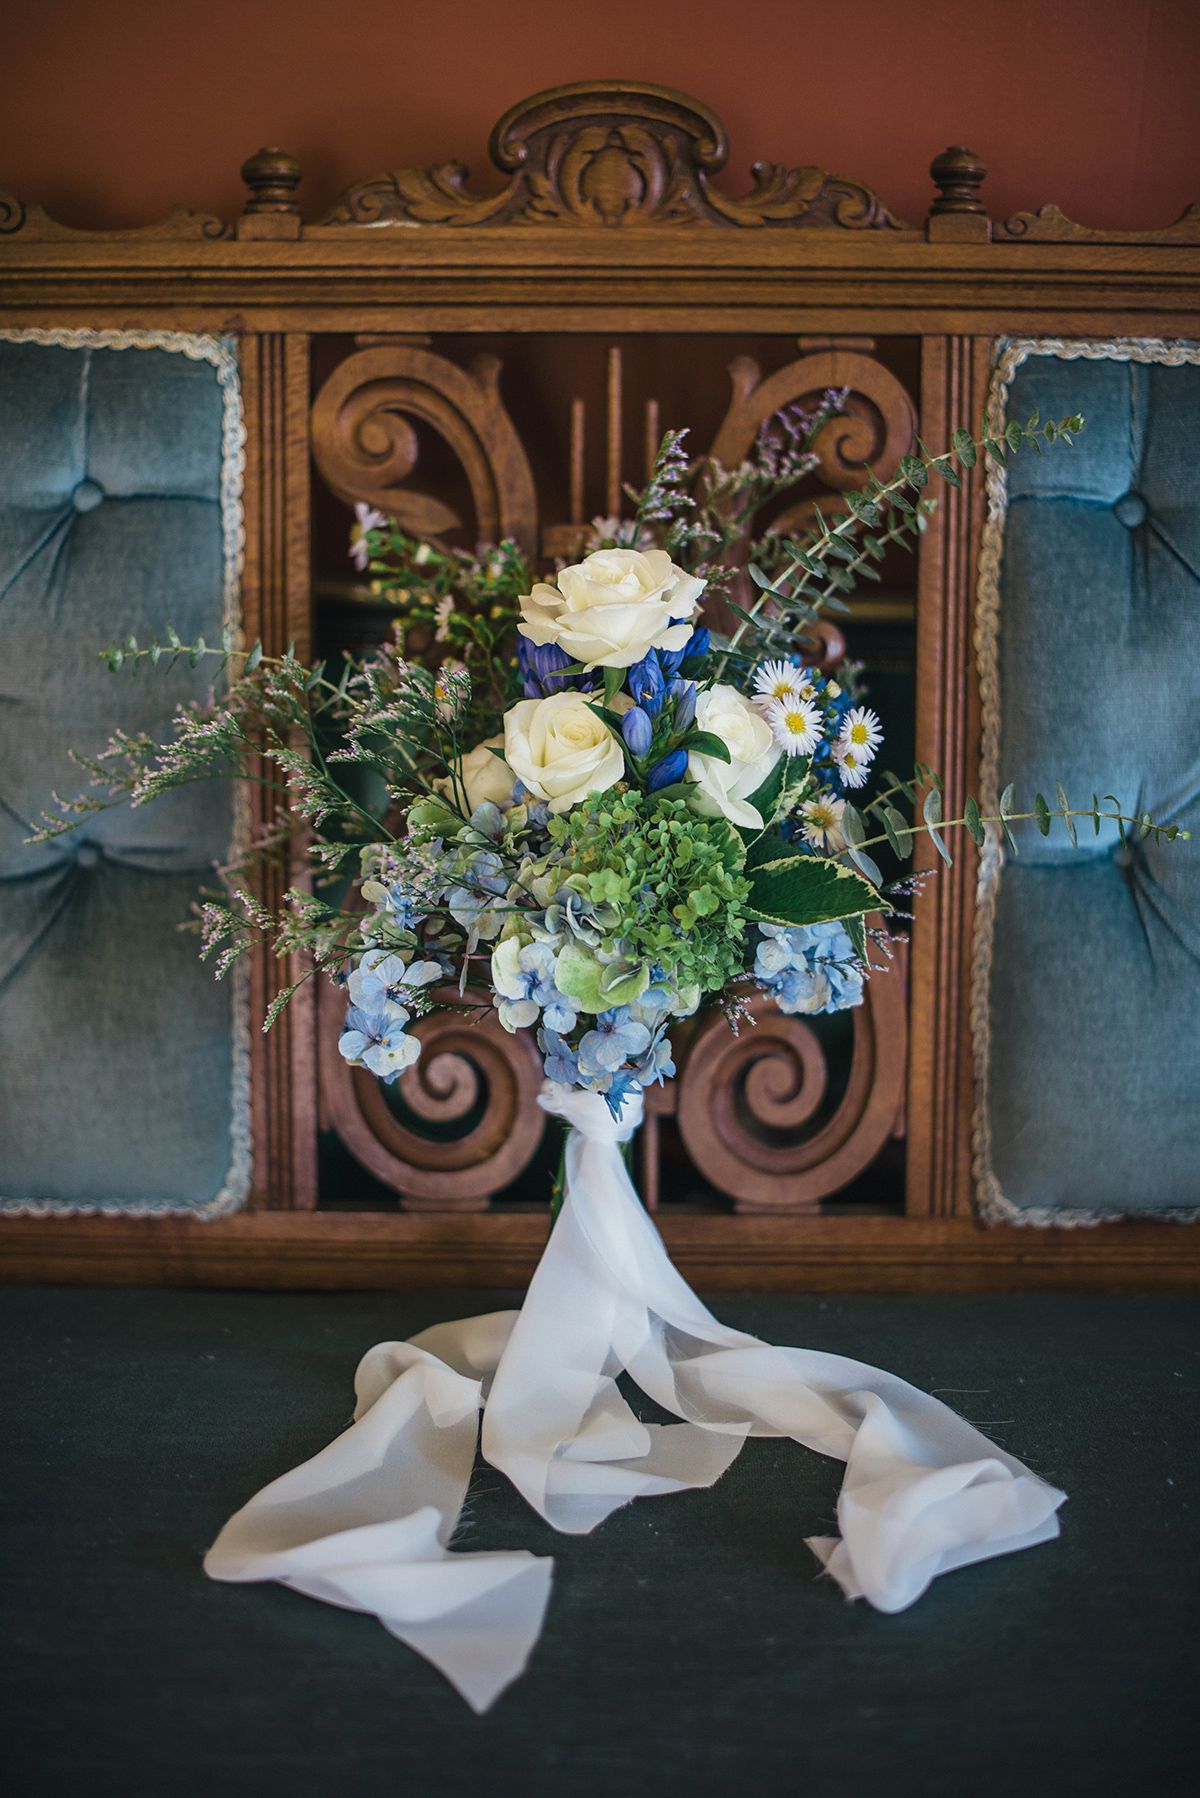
[1056,780,1077,849]
[1034,792,1052,836]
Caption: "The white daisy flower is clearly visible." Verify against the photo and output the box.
[833,742,871,789]
[349,502,386,571]
[800,791,846,852]
[752,659,818,710]
[838,705,883,759]
[434,594,455,641]
[766,695,822,757]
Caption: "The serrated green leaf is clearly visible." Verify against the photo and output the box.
[747,850,879,929]
[845,912,868,964]
[1056,780,1077,848]
[1034,792,1052,836]
[964,795,984,847]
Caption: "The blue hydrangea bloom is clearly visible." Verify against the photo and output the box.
[754,920,864,1016]
[538,1027,579,1087]
[577,1007,652,1075]
[492,938,579,1033]
[337,999,421,1083]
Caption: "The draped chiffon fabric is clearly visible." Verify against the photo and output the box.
[205,1084,1065,1711]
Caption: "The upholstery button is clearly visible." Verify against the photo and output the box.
[71,479,104,513]
[1112,491,1146,528]
[75,844,100,867]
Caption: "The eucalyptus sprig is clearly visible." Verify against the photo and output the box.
[834,763,1187,888]
[715,409,1086,680]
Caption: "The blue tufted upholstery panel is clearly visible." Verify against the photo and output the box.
[0,335,249,1214]
[978,346,1200,1219]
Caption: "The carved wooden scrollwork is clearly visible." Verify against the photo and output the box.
[674,931,908,1213]
[700,339,917,642]
[996,201,1200,244]
[318,979,545,1210]
[313,81,910,232]
[310,343,538,556]
[0,194,230,240]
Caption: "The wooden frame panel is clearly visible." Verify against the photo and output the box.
[2,81,1197,1287]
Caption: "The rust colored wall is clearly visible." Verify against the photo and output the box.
[4,0,1198,233]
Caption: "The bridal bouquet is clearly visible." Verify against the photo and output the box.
[48,394,1177,1121]
[39,393,1192,1713]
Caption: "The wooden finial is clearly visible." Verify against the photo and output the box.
[237,148,302,238]
[927,146,989,241]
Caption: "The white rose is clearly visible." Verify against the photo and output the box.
[517,547,705,670]
[503,693,625,814]
[434,736,517,813]
[687,684,781,830]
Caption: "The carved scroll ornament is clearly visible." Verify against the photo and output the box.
[314,81,910,232]
[310,342,538,556]
[996,201,1200,244]
[0,193,230,240]
[319,980,545,1210]
[674,931,908,1213]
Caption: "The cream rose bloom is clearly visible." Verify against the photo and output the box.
[503,693,625,814]
[434,735,517,813]
[687,684,781,830]
[517,547,705,670]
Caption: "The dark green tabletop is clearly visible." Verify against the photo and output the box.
[3,1286,1196,1798]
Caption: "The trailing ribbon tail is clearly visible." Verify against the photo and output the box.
[204,1080,1064,1712]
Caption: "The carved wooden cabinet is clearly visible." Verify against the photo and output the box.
[2,81,1198,1289]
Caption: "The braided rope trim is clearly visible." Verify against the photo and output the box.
[971,336,1200,1227]
[0,327,252,1218]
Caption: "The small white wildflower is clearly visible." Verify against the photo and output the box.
[765,695,822,757]
[752,659,809,707]
[349,503,386,572]
[800,791,846,852]
[833,742,870,789]
[433,595,455,641]
[838,705,883,759]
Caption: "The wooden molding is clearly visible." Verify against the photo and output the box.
[239,333,317,1211]
[0,1210,1196,1293]
[908,335,992,1218]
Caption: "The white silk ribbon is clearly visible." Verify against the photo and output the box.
[205,1082,1065,1709]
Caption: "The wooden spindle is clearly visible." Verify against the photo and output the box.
[570,396,586,524]
[644,398,660,481]
[606,345,622,517]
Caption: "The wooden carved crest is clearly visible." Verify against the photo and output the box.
[314,81,909,232]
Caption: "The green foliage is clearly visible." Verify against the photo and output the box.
[545,792,750,999]
[743,839,880,929]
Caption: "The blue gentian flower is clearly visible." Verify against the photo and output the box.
[660,626,709,676]
[667,679,696,735]
[517,636,594,698]
[621,705,653,759]
[647,747,688,792]
[627,650,665,717]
